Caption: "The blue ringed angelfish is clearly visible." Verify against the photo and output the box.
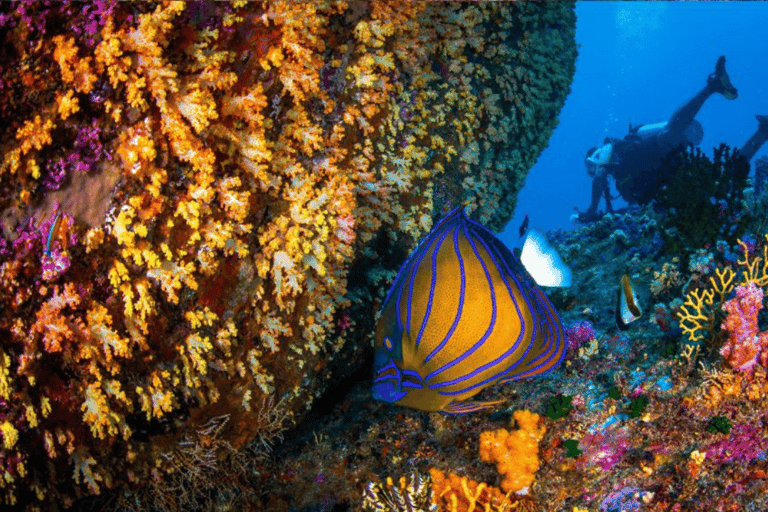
[372,206,568,414]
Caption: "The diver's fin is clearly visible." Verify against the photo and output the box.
[708,55,738,100]
[520,229,572,287]
[757,114,768,134]
[441,399,506,415]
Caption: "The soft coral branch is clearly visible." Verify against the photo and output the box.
[719,281,768,374]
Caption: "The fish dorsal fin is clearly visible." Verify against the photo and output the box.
[441,398,506,415]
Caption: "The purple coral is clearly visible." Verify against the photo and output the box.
[41,250,72,282]
[581,426,631,472]
[705,422,768,464]
[565,320,596,352]
[12,217,44,259]
[599,486,644,512]
[44,120,109,190]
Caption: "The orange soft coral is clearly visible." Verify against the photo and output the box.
[478,410,546,494]
[429,467,516,512]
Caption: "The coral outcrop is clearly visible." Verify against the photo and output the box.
[0,1,576,508]
[658,144,750,253]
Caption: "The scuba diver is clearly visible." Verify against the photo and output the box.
[574,55,768,223]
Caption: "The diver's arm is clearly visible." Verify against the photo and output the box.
[577,167,609,222]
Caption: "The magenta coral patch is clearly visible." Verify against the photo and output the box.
[565,320,596,351]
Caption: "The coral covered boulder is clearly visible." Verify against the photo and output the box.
[0,1,575,507]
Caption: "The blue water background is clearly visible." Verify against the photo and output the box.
[500,1,768,247]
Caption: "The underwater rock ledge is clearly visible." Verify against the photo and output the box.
[0,1,575,509]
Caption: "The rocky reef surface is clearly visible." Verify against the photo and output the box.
[0,2,576,509]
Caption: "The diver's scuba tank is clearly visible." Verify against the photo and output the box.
[634,119,703,146]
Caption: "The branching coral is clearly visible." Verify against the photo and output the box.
[428,468,519,512]
[677,237,767,346]
[0,1,576,507]
[658,144,750,252]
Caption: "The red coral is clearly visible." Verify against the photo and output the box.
[719,282,768,374]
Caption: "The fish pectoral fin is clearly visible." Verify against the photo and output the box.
[441,399,506,415]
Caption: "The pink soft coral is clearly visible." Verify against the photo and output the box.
[719,282,768,374]
[705,422,768,464]
[565,320,596,352]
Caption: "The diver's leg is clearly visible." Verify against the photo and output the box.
[603,179,614,213]
[666,56,738,136]
[740,115,768,163]
[580,168,609,221]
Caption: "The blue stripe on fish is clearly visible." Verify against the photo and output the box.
[46,212,63,257]
[425,222,498,382]
[413,228,449,350]
[424,227,465,364]
[372,206,566,414]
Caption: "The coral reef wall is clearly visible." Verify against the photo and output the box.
[0,1,575,507]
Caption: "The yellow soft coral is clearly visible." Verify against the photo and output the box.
[678,237,768,344]
[16,115,54,156]
[0,2,577,507]
[478,410,546,493]
[52,35,98,93]
[56,90,80,120]
[1,421,19,450]
[0,351,11,401]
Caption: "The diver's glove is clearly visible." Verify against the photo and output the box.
[571,209,601,224]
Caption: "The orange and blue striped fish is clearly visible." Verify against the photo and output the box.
[373,207,567,414]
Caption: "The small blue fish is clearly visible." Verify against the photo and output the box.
[373,207,568,414]
[45,212,63,257]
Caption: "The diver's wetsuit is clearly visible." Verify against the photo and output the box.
[606,132,684,205]
[580,130,686,221]
[576,55,755,223]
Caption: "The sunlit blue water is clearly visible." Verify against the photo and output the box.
[501,1,768,246]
